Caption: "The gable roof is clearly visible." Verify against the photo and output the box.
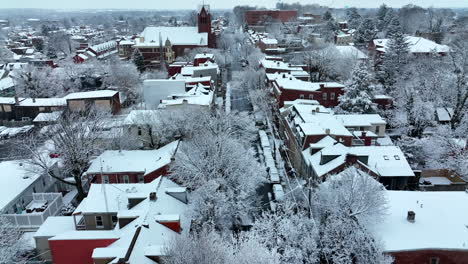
[136,27,208,46]
[86,141,179,176]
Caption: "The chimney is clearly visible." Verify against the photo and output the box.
[407,211,415,223]
[277,62,280,66]
[32,98,36,103]
[311,109,316,115]
[149,192,157,201]
[325,128,330,135]
[289,77,292,80]
[319,84,324,89]
[14,96,19,104]
[316,107,320,112]
[282,73,286,78]
[155,214,181,233]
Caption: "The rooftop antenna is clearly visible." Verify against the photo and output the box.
[100,157,110,214]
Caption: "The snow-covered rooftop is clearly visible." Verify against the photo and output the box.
[33,111,62,122]
[274,75,344,92]
[34,216,76,238]
[374,191,468,252]
[335,45,368,59]
[64,90,118,100]
[18,98,66,107]
[159,84,213,108]
[86,141,179,176]
[373,36,451,54]
[302,141,414,178]
[136,26,208,46]
[335,114,386,127]
[0,160,41,212]
[124,110,161,126]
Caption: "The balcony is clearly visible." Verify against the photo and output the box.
[1,193,64,231]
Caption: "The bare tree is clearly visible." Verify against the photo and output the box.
[20,110,112,201]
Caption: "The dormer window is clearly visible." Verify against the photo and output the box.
[394,155,400,160]
[383,155,389,160]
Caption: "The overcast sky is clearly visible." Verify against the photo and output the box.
[0,0,466,10]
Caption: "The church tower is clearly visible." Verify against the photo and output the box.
[197,5,211,33]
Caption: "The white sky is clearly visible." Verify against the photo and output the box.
[0,0,466,9]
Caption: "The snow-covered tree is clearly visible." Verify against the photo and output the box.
[132,48,145,72]
[102,58,141,103]
[314,168,391,264]
[354,18,377,46]
[162,229,280,264]
[20,110,113,201]
[322,10,333,21]
[0,217,26,264]
[338,62,377,113]
[376,4,390,31]
[378,17,410,92]
[346,7,362,29]
[252,208,319,263]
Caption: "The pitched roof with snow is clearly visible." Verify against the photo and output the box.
[86,141,179,176]
[373,191,468,252]
[136,26,208,46]
[335,45,368,59]
[373,36,451,54]
[64,90,118,100]
[124,110,161,126]
[0,160,42,212]
[18,98,66,107]
[274,75,344,92]
[302,142,414,178]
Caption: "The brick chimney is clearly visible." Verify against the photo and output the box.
[407,211,415,223]
[319,84,324,89]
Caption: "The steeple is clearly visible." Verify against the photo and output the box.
[197,4,211,33]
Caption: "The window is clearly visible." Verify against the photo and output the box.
[102,175,109,184]
[42,178,46,186]
[383,155,389,160]
[375,125,380,134]
[33,187,36,193]
[138,175,144,183]
[123,175,130,184]
[430,258,439,264]
[299,94,304,99]
[137,127,142,136]
[330,92,335,100]
[308,94,313,100]
[111,215,118,226]
[95,216,104,228]
[39,107,46,112]
[322,93,327,100]
[394,155,400,160]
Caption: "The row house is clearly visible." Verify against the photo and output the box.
[0,90,120,122]
[272,74,345,107]
[34,177,188,264]
[85,141,179,184]
[260,59,304,74]
[277,100,411,189]
[73,41,117,63]
[301,136,414,189]
[158,83,215,110]
[117,38,135,59]
[193,52,215,66]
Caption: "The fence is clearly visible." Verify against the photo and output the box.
[2,193,63,230]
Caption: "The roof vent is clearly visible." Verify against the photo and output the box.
[407,211,415,223]
[149,192,157,201]
[325,128,330,135]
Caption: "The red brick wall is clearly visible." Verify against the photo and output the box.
[91,165,169,184]
[388,249,468,264]
[274,85,344,108]
[49,238,118,264]
[144,165,169,183]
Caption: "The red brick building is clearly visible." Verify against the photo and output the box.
[85,141,179,184]
[245,10,298,25]
[272,75,345,107]
[133,5,215,67]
